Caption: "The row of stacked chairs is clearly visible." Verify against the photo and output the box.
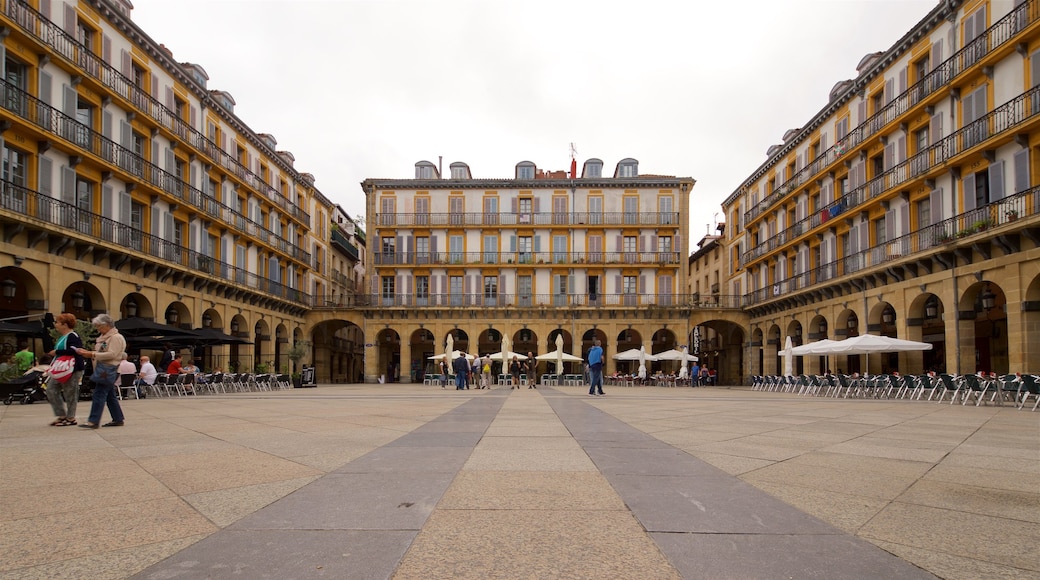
[750,373,1039,410]
[132,373,293,398]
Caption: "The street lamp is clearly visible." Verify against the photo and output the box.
[71,290,85,309]
[925,298,938,319]
[125,298,138,317]
[882,307,894,324]
[166,307,178,324]
[1,279,16,298]
[981,285,996,311]
[202,313,212,328]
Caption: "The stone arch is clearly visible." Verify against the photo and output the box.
[958,280,1009,374]
[376,328,402,383]
[63,281,105,321]
[120,292,153,320]
[1022,273,1040,369]
[0,266,46,319]
[163,301,190,328]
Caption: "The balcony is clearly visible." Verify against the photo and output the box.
[0,179,309,306]
[742,0,1036,227]
[330,228,359,260]
[339,293,744,310]
[375,211,681,228]
[743,83,1040,267]
[372,250,681,267]
[0,0,310,224]
[0,79,311,265]
[744,184,1039,307]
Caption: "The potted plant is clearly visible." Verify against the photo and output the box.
[1006,209,1019,221]
[287,340,311,387]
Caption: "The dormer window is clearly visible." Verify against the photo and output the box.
[583,158,603,178]
[516,161,536,180]
[414,160,438,179]
[615,158,638,178]
[449,162,471,179]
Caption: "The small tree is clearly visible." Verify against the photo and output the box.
[287,340,311,376]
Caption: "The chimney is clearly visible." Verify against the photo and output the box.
[570,157,577,178]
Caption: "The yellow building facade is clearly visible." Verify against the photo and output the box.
[357,159,745,383]
[724,0,1040,377]
[0,0,330,372]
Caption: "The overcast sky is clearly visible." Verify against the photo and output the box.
[130,0,938,243]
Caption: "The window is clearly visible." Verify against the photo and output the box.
[74,97,94,148]
[416,276,429,304]
[482,196,498,225]
[963,6,988,67]
[658,196,674,224]
[552,195,568,225]
[623,236,637,261]
[587,275,600,303]
[174,158,185,195]
[551,235,567,263]
[449,196,464,225]
[414,196,429,225]
[658,235,673,261]
[518,275,532,306]
[553,274,568,306]
[483,235,498,263]
[76,20,98,74]
[4,56,27,116]
[1,144,27,212]
[129,200,144,250]
[74,177,93,234]
[623,196,638,225]
[518,198,532,224]
[442,235,460,264]
[517,163,535,179]
[962,85,988,148]
[379,196,395,225]
[618,160,637,177]
[836,116,850,141]
[584,159,602,178]
[875,216,886,246]
[381,237,395,263]
[589,196,603,224]
[917,198,931,229]
[914,54,932,99]
[622,275,637,305]
[416,236,430,264]
[381,277,395,305]
[484,276,498,305]
[449,275,463,306]
[518,235,533,263]
[588,235,603,262]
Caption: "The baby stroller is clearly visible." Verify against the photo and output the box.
[3,370,47,405]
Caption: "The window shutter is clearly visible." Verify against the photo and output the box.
[63,2,75,34]
[190,105,197,128]
[151,207,160,237]
[897,136,906,163]
[39,157,52,196]
[639,276,646,294]
[61,166,75,204]
[511,198,518,213]
[151,76,158,99]
[860,221,869,250]
[963,173,976,211]
[534,236,541,253]
[39,71,51,106]
[62,84,76,117]
[885,210,895,241]
[849,225,859,253]
[884,142,895,170]
[989,160,1005,200]
[899,67,907,94]
[190,222,199,251]
[900,204,910,236]
[1031,51,1040,88]
[615,234,623,251]
[119,190,130,224]
[615,275,622,293]
[533,198,540,213]
[821,132,828,151]
[930,113,943,142]
[931,39,943,69]
[1014,148,1030,193]
[164,212,174,241]
[930,188,943,222]
[885,78,894,105]
[101,185,112,219]
[509,235,516,252]
[858,100,866,125]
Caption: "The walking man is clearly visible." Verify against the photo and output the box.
[587,339,604,396]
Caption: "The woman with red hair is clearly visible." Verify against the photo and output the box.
[44,313,85,426]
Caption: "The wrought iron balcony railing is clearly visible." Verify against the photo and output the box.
[0,0,310,224]
[0,79,312,265]
[371,250,681,266]
[743,83,1040,266]
[331,228,359,260]
[744,183,1038,306]
[308,293,744,310]
[375,211,680,228]
[0,179,308,305]
[743,0,1037,226]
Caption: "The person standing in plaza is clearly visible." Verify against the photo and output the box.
[77,314,126,429]
[587,339,604,396]
[117,353,137,399]
[526,352,538,388]
[509,355,521,389]
[481,355,492,389]
[44,313,85,426]
[452,352,469,390]
[690,361,701,387]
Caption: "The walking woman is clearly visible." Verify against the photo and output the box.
[44,312,85,426]
[77,314,126,429]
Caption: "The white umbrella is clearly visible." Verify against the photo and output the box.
[555,334,564,375]
[535,350,584,362]
[638,346,648,380]
[790,339,838,356]
[428,350,475,361]
[781,336,795,377]
[445,333,454,363]
[822,334,934,355]
[677,346,689,380]
[654,348,699,362]
[613,348,659,361]
[488,350,528,361]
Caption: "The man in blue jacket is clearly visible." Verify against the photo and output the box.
[452,353,469,390]
[587,339,604,396]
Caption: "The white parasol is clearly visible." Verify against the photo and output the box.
[781,335,794,377]
[555,334,564,374]
[638,345,648,380]
[677,346,690,380]
[445,333,454,365]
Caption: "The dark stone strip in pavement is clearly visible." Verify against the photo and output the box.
[131,393,510,580]
[544,394,938,580]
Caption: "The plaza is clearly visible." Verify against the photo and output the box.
[0,384,1036,579]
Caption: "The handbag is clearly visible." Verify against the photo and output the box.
[91,362,119,385]
[48,355,76,384]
